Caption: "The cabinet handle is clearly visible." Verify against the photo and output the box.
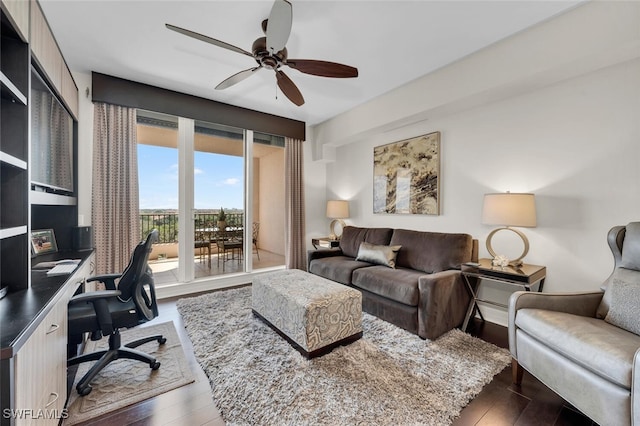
[46,323,59,334]
[45,392,59,407]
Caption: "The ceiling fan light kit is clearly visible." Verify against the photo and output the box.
[166,0,358,107]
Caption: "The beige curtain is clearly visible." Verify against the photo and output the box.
[92,103,141,274]
[285,137,307,270]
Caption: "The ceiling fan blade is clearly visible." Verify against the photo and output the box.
[276,70,304,106]
[266,0,292,54]
[287,59,359,78]
[166,23,253,58]
[215,67,261,90]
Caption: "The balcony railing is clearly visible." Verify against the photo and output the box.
[140,212,245,243]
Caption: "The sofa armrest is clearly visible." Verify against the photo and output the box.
[508,291,604,357]
[307,248,343,269]
[417,270,470,340]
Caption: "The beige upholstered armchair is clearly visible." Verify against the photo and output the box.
[509,222,640,426]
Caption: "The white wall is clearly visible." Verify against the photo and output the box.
[322,58,640,292]
[305,1,640,325]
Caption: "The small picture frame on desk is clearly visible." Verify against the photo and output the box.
[31,229,58,255]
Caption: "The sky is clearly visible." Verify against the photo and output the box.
[137,144,244,210]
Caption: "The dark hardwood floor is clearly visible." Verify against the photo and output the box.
[67,297,596,426]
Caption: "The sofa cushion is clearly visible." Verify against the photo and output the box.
[308,256,372,285]
[516,308,640,389]
[390,229,473,273]
[355,242,402,269]
[604,278,640,335]
[339,226,394,258]
[352,266,423,306]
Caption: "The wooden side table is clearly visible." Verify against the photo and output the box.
[461,258,546,331]
[311,237,340,249]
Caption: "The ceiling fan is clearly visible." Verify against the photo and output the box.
[166,0,358,106]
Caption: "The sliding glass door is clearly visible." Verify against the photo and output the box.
[192,120,246,277]
[137,110,285,286]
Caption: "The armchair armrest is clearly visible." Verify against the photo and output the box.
[418,270,470,340]
[634,348,640,425]
[86,273,122,290]
[508,291,604,357]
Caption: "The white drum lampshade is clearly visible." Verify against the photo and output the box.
[482,192,536,266]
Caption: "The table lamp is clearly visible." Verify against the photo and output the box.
[326,200,349,240]
[482,192,536,267]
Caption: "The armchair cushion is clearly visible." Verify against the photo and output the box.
[597,267,640,319]
[355,242,401,269]
[516,308,640,389]
[620,222,640,270]
[604,278,640,335]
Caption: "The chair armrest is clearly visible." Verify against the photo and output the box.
[307,248,344,270]
[86,273,122,290]
[418,270,470,340]
[508,291,604,357]
[69,290,122,336]
[69,290,122,305]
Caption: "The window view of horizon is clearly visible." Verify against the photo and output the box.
[137,144,244,212]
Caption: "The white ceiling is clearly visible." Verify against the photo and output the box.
[40,0,584,126]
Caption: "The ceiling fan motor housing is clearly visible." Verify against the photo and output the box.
[252,37,287,70]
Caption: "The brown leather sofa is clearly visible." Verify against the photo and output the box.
[308,226,478,340]
[509,222,640,426]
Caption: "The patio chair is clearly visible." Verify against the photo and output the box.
[253,222,260,260]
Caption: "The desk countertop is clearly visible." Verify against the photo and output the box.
[0,250,94,359]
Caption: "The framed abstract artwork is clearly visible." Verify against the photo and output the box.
[373,131,440,215]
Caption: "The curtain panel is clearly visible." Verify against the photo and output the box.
[285,137,306,270]
[92,103,141,274]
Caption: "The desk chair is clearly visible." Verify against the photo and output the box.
[68,229,164,396]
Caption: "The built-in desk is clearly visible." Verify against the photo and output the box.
[1,250,94,426]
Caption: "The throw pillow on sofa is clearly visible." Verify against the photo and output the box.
[355,242,402,269]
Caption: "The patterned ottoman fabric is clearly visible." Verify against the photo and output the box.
[252,269,363,357]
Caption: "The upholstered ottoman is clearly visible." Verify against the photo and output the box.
[252,269,363,358]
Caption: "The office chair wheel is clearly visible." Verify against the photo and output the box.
[77,384,92,396]
[151,361,161,370]
[158,337,167,344]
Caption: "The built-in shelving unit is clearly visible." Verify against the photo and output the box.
[1,5,30,293]
[2,2,83,423]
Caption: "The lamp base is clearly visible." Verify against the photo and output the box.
[329,219,346,240]
[486,226,530,267]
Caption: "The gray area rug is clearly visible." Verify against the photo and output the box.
[65,321,194,425]
[177,286,511,425]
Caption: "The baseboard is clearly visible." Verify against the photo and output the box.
[476,303,508,328]
[155,266,285,299]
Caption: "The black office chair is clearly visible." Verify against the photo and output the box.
[68,229,165,396]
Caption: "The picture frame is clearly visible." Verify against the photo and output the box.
[31,229,58,255]
[373,131,440,215]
